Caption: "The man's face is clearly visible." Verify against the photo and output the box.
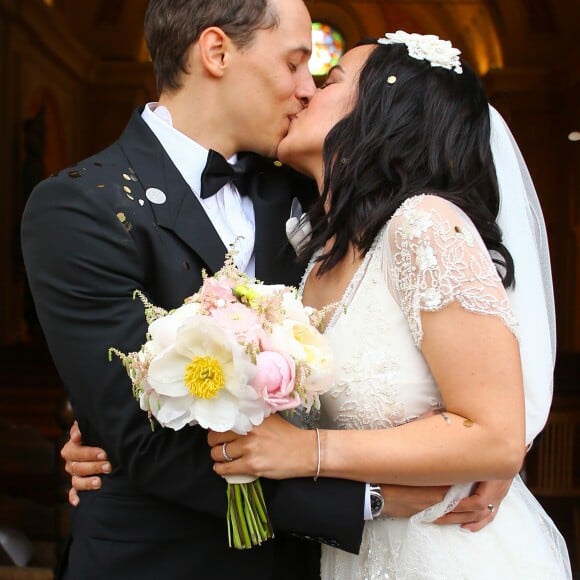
[224,0,315,158]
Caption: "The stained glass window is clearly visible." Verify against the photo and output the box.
[309,23,345,77]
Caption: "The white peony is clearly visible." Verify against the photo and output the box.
[281,290,311,324]
[145,316,268,433]
[148,302,202,350]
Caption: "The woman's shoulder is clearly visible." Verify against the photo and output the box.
[392,194,462,220]
[389,194,477,239]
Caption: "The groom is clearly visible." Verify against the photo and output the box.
[21,1,367,578]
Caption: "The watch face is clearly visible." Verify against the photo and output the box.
[371,492,384,516]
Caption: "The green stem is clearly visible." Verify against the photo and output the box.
[225,481,274,549]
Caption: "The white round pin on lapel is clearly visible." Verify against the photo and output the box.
[145,188,167,204]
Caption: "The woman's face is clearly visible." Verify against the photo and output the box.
[276,44,375,186]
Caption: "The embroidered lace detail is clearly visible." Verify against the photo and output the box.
[326,333,407,431]
[297,253,315,296]
[387,195,518,347]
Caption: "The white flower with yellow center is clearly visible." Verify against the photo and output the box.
[145,316,266,433]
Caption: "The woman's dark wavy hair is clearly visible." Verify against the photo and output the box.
[302,41,514,287]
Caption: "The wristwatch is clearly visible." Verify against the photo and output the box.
[369,484,384,519]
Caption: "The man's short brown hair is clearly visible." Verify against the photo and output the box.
[145,0,279,93]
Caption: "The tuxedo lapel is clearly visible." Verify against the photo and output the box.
[117,109,228,275]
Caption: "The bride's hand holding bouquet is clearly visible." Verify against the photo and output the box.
[209,412,321,481]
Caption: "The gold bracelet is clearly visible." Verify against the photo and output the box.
[314,428,321,481]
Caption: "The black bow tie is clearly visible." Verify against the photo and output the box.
[200,150,253,199]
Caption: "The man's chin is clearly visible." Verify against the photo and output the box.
[256,140,280,160]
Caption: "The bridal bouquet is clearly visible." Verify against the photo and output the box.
[109,252,334,549]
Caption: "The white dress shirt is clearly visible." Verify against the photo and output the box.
[141,103,256,276]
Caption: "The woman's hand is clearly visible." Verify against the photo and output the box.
[416,410,512,530]
[208,414,316,480]
[208,411,511,530]
[434,478,512,531]
[380,478,510,530]
[61,420,111,505]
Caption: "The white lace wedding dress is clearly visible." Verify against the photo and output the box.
[302,195,571,580]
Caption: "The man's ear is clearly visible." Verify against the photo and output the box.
[197,27,232,78]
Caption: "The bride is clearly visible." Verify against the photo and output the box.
[210,32,572,579]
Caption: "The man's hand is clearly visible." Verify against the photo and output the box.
[434,479,513,531]
[61,421,111,506]
[380,485,450,518]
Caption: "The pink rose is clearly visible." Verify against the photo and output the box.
[252,351,299,411]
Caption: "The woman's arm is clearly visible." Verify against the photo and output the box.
[211,197,527,487]
[316,302,526,485]
[211,302,525,485]
[65,416,512,527]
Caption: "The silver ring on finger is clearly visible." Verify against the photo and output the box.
[71,461,77,477]
[222,442,234,462]
[487,503,495,513]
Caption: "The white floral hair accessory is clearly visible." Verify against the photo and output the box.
[378,30,463,74]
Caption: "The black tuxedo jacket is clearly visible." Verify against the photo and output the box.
[22,109,365,580]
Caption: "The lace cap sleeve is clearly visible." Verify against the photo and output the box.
[384,195,518,347]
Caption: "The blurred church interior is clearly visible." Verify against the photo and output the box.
[0,0,578,577]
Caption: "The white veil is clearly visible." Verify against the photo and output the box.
[489,106,556,445]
